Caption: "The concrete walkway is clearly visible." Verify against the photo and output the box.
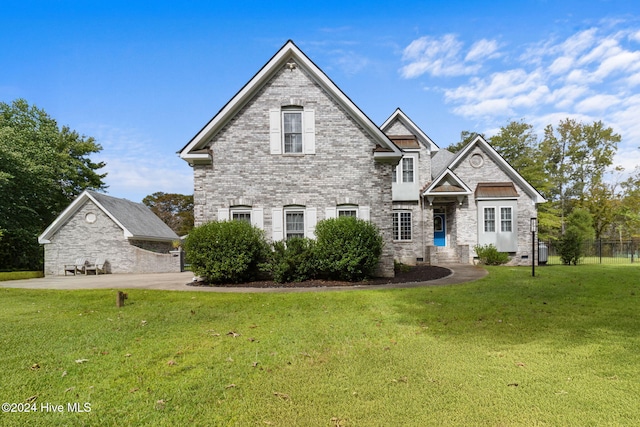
[0,264,487,293]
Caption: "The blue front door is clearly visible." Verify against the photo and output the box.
[434,213,446,246]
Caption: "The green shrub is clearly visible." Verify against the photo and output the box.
[314,216,383,281]
[555,227,583,265]
[184,220,269,284]
[474,244,510,265]
[262,237,317,283]
[394,260,412,274]
[556,208,595,265]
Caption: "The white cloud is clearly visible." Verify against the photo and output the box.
[547,84,590,109]
[560,28,598,57]
[403,24,640,170]
[400,34,488,78]
[452,98,514,120]
[465,39,501,62]
[575,94,620,113]
[444,69,547,118]
[548,56,574,75]
[329,49,371,75]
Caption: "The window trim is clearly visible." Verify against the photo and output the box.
[393,211,412,241]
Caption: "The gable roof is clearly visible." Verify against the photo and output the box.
[179,40,403,164]
[38,190,179,244]
[427,135,546,204]
[380,108,439,153]
[423,169,473,197]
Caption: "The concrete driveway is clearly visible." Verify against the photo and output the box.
[0,264,487,293]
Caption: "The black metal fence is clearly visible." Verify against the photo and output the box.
[540,239,640,265]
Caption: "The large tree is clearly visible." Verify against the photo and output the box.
[0,99,106,270]
[538,119,620,233]
[445,131,483,153]
[488,120,546,188]
[488,120,559,238]
[142,192,194,236]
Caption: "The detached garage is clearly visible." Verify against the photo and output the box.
[39,190,181,276]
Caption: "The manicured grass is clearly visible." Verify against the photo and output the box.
[0,271,43,281]
[1,265,639,425]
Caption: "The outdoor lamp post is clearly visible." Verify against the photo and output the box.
[530,217,537,277]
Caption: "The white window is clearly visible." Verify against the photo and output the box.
[484,207,495,233]
[338,206,358,218]
[402,157,414,183]
[283,111,303,153]
[285,210,305,239]
[500,207,513,232]
[269,108,315,155]
[393,211,412,241]
[477,201,517,252]
[232,210,251,223]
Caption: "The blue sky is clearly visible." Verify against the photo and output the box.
[2,0,640,202]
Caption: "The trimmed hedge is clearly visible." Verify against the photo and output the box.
[185,217,384,284]
[262,237,317,283]
[314,216,383,281]
[184,220,269,284]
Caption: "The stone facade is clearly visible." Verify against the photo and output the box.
[43,200,180,276]
[192,62,395,276]
[384,116,434,265]
[182,41,544,272]
[449,145,537,265]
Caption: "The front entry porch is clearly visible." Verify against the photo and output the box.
[424,203,471,265]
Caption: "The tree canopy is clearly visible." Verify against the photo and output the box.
[0,99,106,270]
[467,117,629,240]
[142,192,194,237]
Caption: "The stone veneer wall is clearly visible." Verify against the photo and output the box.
[450,146,538,265]
[192,62,395,276]
[43,200,180,276]
[385,118,432,265]
[392,201,424,265]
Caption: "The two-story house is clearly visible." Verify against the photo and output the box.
[179,40,546,277]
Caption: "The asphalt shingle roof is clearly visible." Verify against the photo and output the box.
[88,191,179,241]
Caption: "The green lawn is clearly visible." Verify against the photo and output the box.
[0,271,43,281]
[1,265,639,426]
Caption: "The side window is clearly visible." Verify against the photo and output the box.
[500,207,513,232]
[402,157,414,183]
[393,211,412,241]
[484,207,496,232]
